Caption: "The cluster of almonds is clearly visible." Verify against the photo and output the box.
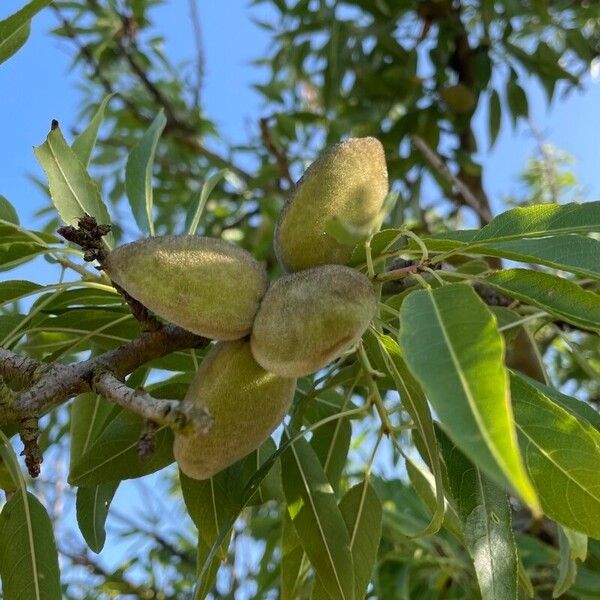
[103,137,389,480]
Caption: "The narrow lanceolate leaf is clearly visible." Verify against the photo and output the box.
[282,435,355,600]
[310,417,351,495]
[425,233,600,280]
[510,374,600,538]
[34,125,113,246]
[553,526,585,598]
[76,482,118,553]
[373,332,446,536]
[399,284,538,510]
[185,169,229,235]
[72,94,114,167]
[68,409,174,486]
[125,109,166,236]
[313,481,382,600]
[282,511,307,600]
[0,430,61,599]
[472,201,600,243]
[179,469,237,561]
[438,429,517,600]
[0,0,52,65]
[484,269,600,332]
[0,195,19,224]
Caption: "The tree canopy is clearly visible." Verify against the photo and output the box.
[1,1,600,598]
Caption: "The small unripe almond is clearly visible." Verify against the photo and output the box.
[103,235,268,340]
[251,265,377,377]
[274,137,389,272]
[174,340,296,480]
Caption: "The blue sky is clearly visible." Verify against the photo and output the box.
[1,0,599,229]
[1,0,600,592]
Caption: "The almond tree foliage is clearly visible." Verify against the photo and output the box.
[2,1,600,599]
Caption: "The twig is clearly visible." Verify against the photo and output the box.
[93,371,212,434]
[259,117,294,188]
[411,135,492,222]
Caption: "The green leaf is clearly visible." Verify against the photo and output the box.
[553,526,586,598]
[185,169,229,235]
[405,457,463,542]
[426,233,600,280]
[179,469,238,561]
[0,0,52,65]
[0,430,61,599]
[399,283,538,510]
[69,393,115,469]
[438,429,518,600]
[195,537,222,599]
[125,109,166,236]
[516,375,600,432]
[506,78,528,126]
[472,201,600,243]
[314,481,382,599]
[310,417,351,495]
[0,195,19,225]
[76,482,118,554]
[282,435,355,600]
[72,94,114,167]
[511,373,600,537]
[240,437,284,505]
[488,89,501,147]
[371,332,446,536]
[349,229,407,267]
[0,280,41,306]
[68,409,174,486]
[33,125,113,246]
[484,269,600,331]
[281,511,307,600]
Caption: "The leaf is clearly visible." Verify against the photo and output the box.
[0,195,19,225]
[484,269,600,331]
[472,201,600,243]
[240,437,284,505]
[553,526,585,598]
[310,417,351,495]
[0,0,52,65]
[125,109,166,235]
[69,393,115,469]
[426,233,600,280]
[349,228,407,267]
[34,125,113,246]
[313,481,382,600]
[72,94,114,167]
[76,482,118,554]
[506,78,528,126]
[368,331,447,536]
[68,409,174,486]
[488,89,501,147]
[195,537,222,599]
[438,429,518,600]
[405,458,463,542]
[281,511,307,600]
[510,373,600,537]
[516,375,600,432]
[398,283,538,509]
[179,469,238,561]
[0,280,41,306]
[185,169,229,235]
[281,435,355,600]
[0,430,61,599]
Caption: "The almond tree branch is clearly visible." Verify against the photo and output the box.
[1,323,209,423]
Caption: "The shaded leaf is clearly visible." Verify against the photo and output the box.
[282,435,355,600]
[0,195,19,225]
[76,482,118,554]
[72,94,114,167]
[185,169,229,235]
[484,269,600,331]
[125,110,166,235]
[511,373,600,537]
[68,409,174,486]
